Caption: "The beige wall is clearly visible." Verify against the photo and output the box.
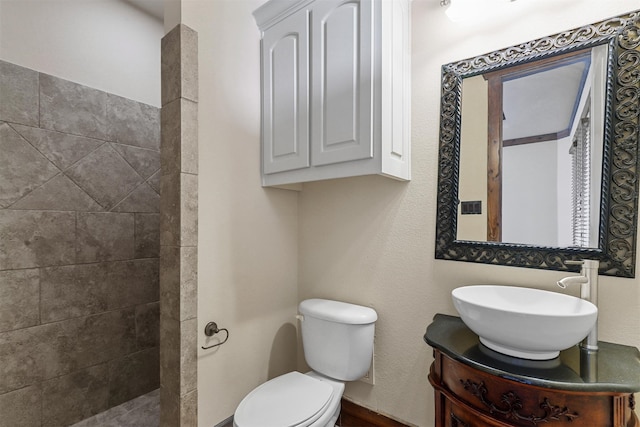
[180,1,301,426]
[185,0,640,426]
[300,1,640,426]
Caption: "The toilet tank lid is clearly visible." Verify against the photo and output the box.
[299,299,377,324]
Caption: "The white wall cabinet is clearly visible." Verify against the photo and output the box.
[254,0,411,187]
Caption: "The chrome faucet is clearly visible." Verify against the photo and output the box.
[557,259,599,351]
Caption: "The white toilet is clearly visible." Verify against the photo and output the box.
[233,298,378,427]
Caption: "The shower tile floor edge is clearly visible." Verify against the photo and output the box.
[70,389,159,427]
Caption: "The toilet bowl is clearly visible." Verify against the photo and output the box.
[233,299,377,427]
[233,371,344,427]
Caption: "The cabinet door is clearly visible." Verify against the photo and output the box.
[444,398,511,427]
[311,0,374,166]
[261,8,310,174]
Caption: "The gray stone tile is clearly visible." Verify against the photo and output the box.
[112,393,145,414]
[107,94,160,150]
[140,387,160,402]
[161,26,181,106]
[161,98,198,175]
[147,170,161,193]
[112,143,160,179]
[135,213,160,259]
[181,26,199,103]
[111,182,160,213]
[181,173,198,246]
[161,24,198,105]
[40,263,109,323]
[0,269,39,333]
[136,302,159,349]
[108,347,159,407]
[160,387,179,427]
[125,396,160,426]
[70,407,127,427]
[41,364,110,427]
[159,246,180,321]
[0,123,61,208]
[180,318,197,395]
[70,389,160,427]
[0,210,76,270]
[0,326,50,394]
[10,173,103,211]
[74,309,138,369]
[107,259,159,310]
[181,100,198,175]
[158,100,176,172]
[159,382,196,427]
[0,60,39,127]
[39,73,109,140]
[10,123,105,170]
[76,212,135,263]
[180,246,197,321]
[159,172,180,247]
[0,384,41,427]
[105,398,160,427]
[115,388,159,415]
[159,173,197,247]
[0,310,137,395]
[160,316,197,396]
[156,387,196,427]
[66,143,144,210]
[43,310,136,377]
[160,246,196,322]
[159,317,179,393]
[181,389,197,426]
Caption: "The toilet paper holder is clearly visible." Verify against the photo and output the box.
[202,321,229,350]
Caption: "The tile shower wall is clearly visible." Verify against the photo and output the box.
[0,60,160,427]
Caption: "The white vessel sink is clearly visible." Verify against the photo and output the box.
[452,285,598,360]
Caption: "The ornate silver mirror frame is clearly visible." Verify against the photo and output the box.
[435,10,640,277]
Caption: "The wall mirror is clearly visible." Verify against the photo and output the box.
[435,10,640,277]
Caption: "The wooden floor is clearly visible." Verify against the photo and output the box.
[338,399,411,427]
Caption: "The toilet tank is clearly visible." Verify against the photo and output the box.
[298,299,377,381]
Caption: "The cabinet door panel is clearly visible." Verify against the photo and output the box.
[312,0,373,166]
[445,398,511,427]
[262,9,310,174]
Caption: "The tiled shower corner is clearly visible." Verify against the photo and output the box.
[0,59,161,427]
[70,389,160,427]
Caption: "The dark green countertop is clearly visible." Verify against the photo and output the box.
[424,314,640,393]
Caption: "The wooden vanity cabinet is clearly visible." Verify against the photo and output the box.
[425,315,640,427]
[430,349,637,427]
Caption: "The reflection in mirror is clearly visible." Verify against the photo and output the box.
[435,10,640,277]
[457,45,608,248]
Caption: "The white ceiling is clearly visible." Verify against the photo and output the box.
[502,60,589,141]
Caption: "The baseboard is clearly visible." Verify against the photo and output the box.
[338,398,411,427]
[213,415,233,427]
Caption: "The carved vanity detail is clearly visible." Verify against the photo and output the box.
[459,379,579,424]
[425,315,640,427]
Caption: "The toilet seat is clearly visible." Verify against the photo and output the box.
[234,371,334,427]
